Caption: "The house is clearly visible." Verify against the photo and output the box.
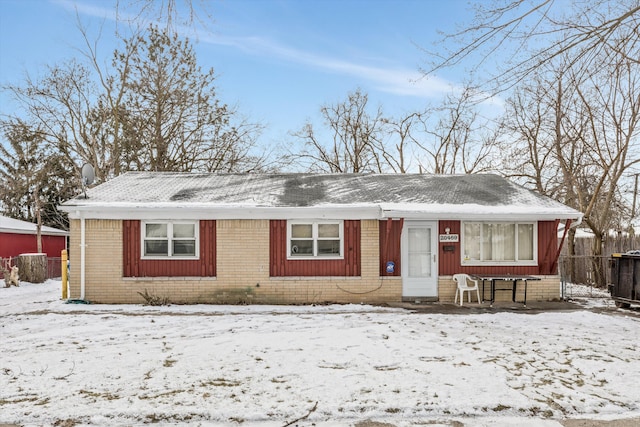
[59,172,583,304]
[0,215,68,260]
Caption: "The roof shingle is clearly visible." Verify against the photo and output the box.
[61,172,582,220]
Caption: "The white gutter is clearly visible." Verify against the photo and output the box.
[62,204,384,221]
[569,215,583,229]
[61,203,584,222]
[381,210,583,222]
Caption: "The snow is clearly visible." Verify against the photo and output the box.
[62,173,582,223]
[0,214,68,236]
[1,280,639,426]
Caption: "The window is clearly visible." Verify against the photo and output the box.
[462,222,536,265]
[288,220,343,259]
[142,221,199,258]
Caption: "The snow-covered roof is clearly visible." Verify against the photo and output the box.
[60,172,583,221]
[0,215,69,236]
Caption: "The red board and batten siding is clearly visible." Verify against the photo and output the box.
[269,220,360,276]
[121,218,559,278]
[438,220,560,275]
[379,220,561,277]
[379,219,403,276]
[122,220,216,277]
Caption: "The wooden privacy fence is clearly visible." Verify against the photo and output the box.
[558,233,639,288]
[563,234,640,258]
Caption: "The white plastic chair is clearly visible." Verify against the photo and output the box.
[453,274,481,306]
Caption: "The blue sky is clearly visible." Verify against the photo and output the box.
[0,0,480,145]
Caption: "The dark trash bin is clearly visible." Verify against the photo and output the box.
[609,251,640,308]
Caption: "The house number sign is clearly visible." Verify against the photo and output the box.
[439,234,459,242]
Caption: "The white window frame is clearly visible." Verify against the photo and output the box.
[141,220,200,259]
[461,221,537,266]
[287,220,344,260]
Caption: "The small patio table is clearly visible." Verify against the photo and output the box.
[470,274,541,307]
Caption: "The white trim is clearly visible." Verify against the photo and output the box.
[140,220,200,260]
[382,209,579,221]
[286,220,344,260]
[61,203,582,223]
[461,221,538,266]
[61,205,383,220]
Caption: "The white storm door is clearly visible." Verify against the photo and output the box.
[401,221,438,298]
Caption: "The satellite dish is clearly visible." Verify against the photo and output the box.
[81,163,95,199]
[81,163,95,186]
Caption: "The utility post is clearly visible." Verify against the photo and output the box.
[632,173,638,220]
[630,173,639,241]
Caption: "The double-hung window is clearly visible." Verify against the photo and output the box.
[288,220,343,259]
[142,221,199,258]
[462,222,536,266]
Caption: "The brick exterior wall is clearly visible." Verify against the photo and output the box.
[68,219,562,304]
[438,275,562,304]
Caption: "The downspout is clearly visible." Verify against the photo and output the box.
[80,214,86,301]
[551,216,583,273]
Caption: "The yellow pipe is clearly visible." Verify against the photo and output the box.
[61,249,68,300]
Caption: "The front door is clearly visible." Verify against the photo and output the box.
[401,221,438,299]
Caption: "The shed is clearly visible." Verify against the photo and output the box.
[0,215,68,260]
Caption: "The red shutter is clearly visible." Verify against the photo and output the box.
[270,220,361,276]
[123,220,216,277]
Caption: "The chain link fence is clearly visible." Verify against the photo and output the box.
[2,256,63,280]
[558,255,612,299]
[558,234,639,301]
[47,257,63,279]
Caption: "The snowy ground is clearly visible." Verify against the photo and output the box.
[1,280,639,427]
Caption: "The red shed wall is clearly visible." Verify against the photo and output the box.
[270,220,361,276]
[122,220,216,277]
[0,232,67,259]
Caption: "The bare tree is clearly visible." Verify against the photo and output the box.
[501,49,640,283]
[413,87,500,174]
[423,0,640,94]
[117,26,263,173]
[0,120,76,233]
[2,60,118,183]
[500,69,585,199]
[290,89,386,173]
[288,87,500,175]
[378,112,422,173]
[115,0,214,33]
[1,20,266,234]
[574,56,640,258]
[75,21,136,179]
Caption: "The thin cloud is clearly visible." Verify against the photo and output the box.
[198,31,456,98]
[56,0,479,101]
[54,0,118,20]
